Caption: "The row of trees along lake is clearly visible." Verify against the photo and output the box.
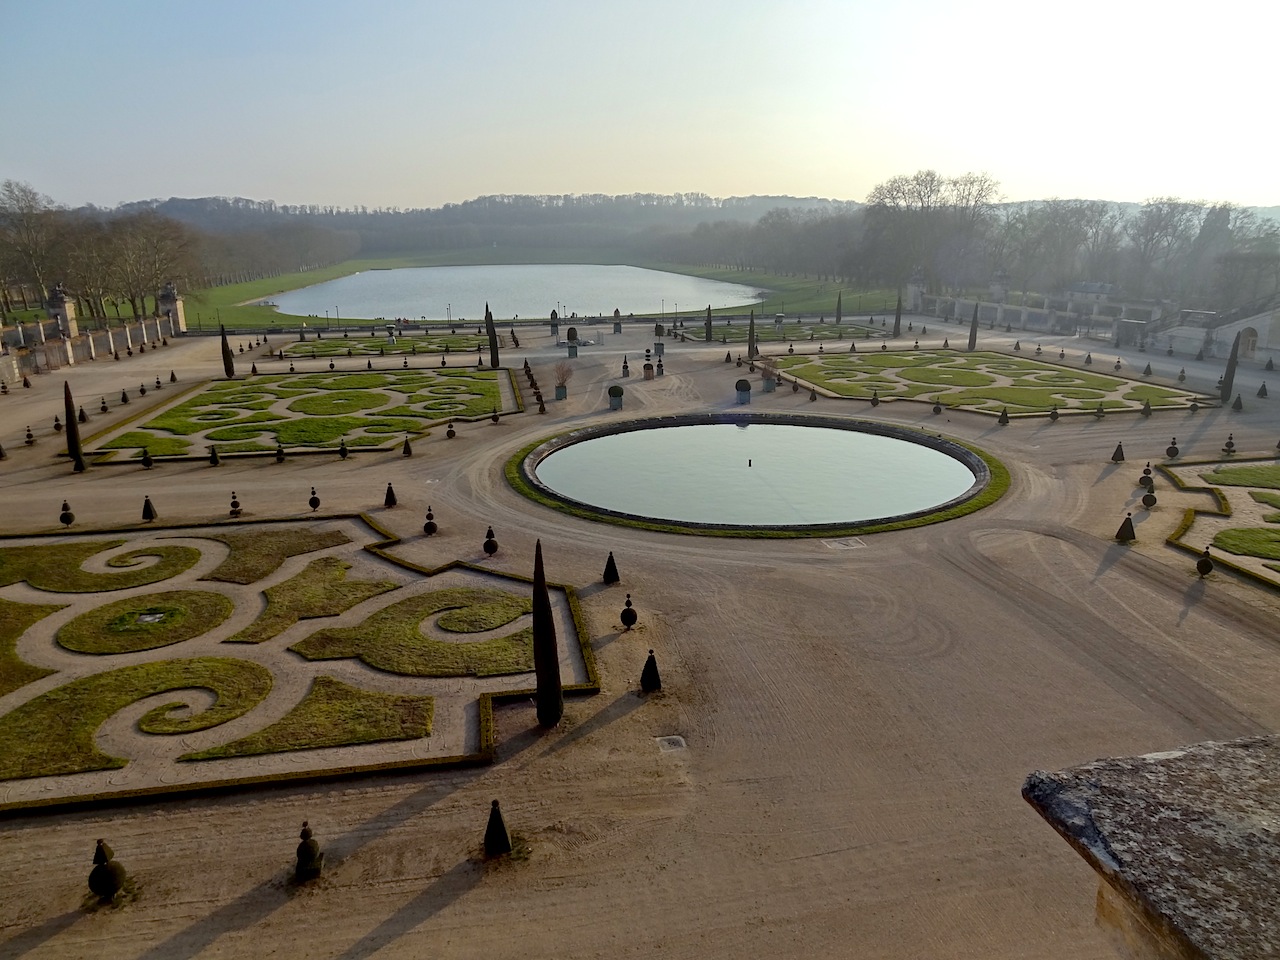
[3,173,1279,322]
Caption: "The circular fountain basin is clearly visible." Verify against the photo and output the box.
[516,414,999,535]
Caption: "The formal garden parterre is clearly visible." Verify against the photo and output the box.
[1165,460,1280,589]
[84,369,511,459]
[772,350,1208,415]
[0,517,594,812]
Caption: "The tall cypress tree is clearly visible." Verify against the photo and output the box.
[532,540,563,728]
[1220,331,1241,403]
[892,293,902,338]
[64,381,85,473]
[485,303,499,369]
[835,291,842,325]
[747,310,757,359]
[966,301,980,352]
[704,304,712,342]
[220,325,235,379]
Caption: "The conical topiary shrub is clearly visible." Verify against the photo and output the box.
[220,324,235,379]
[1232,393,1244,412]
[483,526,499,556]
[484,799,513,857]
[384,483,397,508]
[295,821,324,882]
[621,593,638,630]
[1111,442,1125,463]
[1115,513,1136,542]
[1143,363,1152,376]
[1259,383,1269,398]
[531,540,563,727]
[64,382,86,474]
[142,496,157,522]
[88,839,128,904]
[641,649,661,693]
[402,436,413,457]
[997,407,1009,425]
[603,551,620,584]
[208,445,221,466]
[1141,399,1152,417]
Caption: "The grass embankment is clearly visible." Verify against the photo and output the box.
[191,249,897,330]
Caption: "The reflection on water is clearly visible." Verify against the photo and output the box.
[534,424,977,526]
[269,264,763,321]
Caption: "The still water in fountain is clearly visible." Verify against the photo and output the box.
[268,264,763,321]
[533,423,978,526]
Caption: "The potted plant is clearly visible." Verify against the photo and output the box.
[608,383,624,410]
[554,361,573,400]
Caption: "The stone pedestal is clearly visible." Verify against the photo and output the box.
[762,377,777,393]
[157,281,187,334]
[567,344,578,358]
[653,342,664,357]
[613,321,622,334]
[46,284,79,338]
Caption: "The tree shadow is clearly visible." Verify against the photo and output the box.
[0,909,82,959]
[1179,578,1207,625]
[591,630,624,653]
[1093,462,1123,485]
[541,691,646,759]
[331,858,482,960]
[133,874,292,960]
[1093,542,1132,580]
[574,582,614,601]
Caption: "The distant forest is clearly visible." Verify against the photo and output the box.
[3,176,1279,320]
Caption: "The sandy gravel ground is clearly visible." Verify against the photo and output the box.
[2,320,1279,959]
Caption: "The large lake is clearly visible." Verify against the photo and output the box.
[267,264,764,322]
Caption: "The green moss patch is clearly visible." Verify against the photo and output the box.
[201,528,353,584]
[290,588,533,677]
[0,541,201,592]
[0,598,63,698]
[56,591,234,654]
[228,557,398,644]
[0,658,273,780]
[182,676,432,760]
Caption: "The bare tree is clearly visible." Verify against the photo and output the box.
[0,179,65,305]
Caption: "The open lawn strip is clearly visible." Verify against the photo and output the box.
[181,676,432,760]
[200,528,353,584]
[290,588,533,677]
[0,598,64,698]
[1249,491,1280,522]
[57,591,235,654]
[710,322,876,343]
[0,540,202,592]
[227,557,398,644]
[0,657,273,780]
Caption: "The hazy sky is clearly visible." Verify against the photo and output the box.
[5,0,1274,209]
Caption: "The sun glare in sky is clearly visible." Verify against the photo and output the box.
[4,0,1275,208]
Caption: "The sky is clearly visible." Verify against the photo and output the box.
[4,0,1276,210]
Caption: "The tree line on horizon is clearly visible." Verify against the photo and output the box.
[3,175,1278,321]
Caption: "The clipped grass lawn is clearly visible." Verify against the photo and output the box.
[87,369,503,457]
[703,321,877,344]
[229,557,397,644]
[0,541,201,592]
[775,350,1202,414]
[183,676,432,760]
[1212,527,1280,561]
[1200,464,1280,490]
[57,590,234,654]
[291,588,533,677]
[202,528,353,584]
[282,334,489,357]
[0,657,273,780]
[0,598,63,698]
